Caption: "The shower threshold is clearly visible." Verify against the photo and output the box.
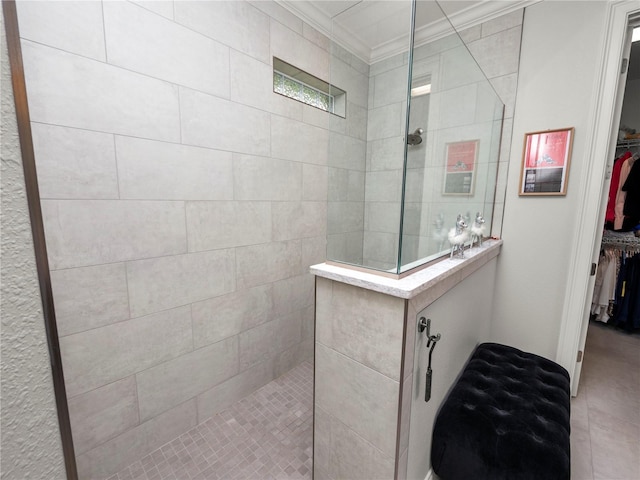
[108,362,313,480]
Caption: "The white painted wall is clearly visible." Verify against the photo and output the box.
[0,10,66,479]
[406,259,496,480]
[491,1,611,359]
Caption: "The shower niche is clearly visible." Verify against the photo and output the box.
[325,0,505,275]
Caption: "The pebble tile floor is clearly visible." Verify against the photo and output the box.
[109,361,313,480]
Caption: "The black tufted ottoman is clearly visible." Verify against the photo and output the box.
[431,343,570,480]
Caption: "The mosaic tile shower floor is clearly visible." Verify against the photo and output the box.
[109,362,313,480]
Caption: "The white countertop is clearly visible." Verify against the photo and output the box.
[311,239,502,299]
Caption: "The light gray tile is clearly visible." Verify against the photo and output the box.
[327,408,396,480]
[16,0,106,61]
[274,339,312,376]
[270,19,329,81]
[22,41,180,142]
[239,311,302,369]
[235,240,302,289]
[180,87,270,157]
[272,274,315,316]
[249,0,302,34]
[365,170,403,203]
[136,337,239,422]
[41,200,186,270]
[467,26,522,78]
[367,137,405,172]
[68,377,138,455]
[303,164,328,201]
[196,358,277,422]
[32,123,118,200]
[481,9,523,37]
[489,73,518,118]
[186,201,271,252]
[327,231,364,265]
[328,133,366,171]
[301,304,315,343]
[76,399,197,480]
[303,23,330,51]
[233,154,302,201]
[373,66,409,108]
[346,102,368,141]
[458,24,482,44]
[363,231,399,266]
[271,115,329,166]
[272,201,327,241]
[314,406,332,476]
[367,103,402,141]
[302,235,327,268]
[327,201,364,234]
[60,306,193,397]
[51,263,129,337]
[127,249,236,318]
[317,281,404,381]
[230,49,301,120]
[174,1,270,63]
[131,1,174,20]
[116,136,233,201]
[365,202,401,234]
[103,1,229,98]
[398,374,413,455]
[329,56,368,109]
[191,284,273,349]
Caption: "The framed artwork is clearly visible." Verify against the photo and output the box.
[443,140,478,195]
[519,127,574,196]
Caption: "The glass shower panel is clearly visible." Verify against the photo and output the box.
[326,0,413,272]
[399,0,504,272]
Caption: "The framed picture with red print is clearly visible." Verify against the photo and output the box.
[519,127,574,196]
[443,140,478,195]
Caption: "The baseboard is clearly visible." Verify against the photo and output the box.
[424,468,435,480]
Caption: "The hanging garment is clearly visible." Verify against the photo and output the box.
[622,158,640,229]
[614,153,634,230]
[607,152,630,225]
[591,252,617,322]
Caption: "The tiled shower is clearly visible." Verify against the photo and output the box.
[16,1,338,477]
[11,0,524,478]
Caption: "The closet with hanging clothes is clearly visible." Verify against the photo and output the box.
[592,31,640,333]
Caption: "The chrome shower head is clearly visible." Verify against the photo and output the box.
[407,128,424,146]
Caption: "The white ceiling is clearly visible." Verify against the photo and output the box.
[278,0,538,64]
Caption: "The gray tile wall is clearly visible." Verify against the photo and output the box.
[16,1,329,477]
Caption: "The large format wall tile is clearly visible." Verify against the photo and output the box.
[316,281,405,381]
[116,137,233,201]
[22,41,180,142]
[271,115,329,166]
[16,0,106,61]
[191,284,273,349]
[329,416,395,480]
[32,123,118,200]
[196,359,277,422]
[186,201,272,251]
[180,87,271,157]
[239,310,302,369]
[136,336,239,422]
[175,1,270,64]
[236,240,302,289]
[272,274,315,316]
[68,377,139,456]
[60,306,193,397]
[50,263,129,337]
[76,399,197,480]
[126,249,236,318]
[41,200,186,270]
[272,201,327,241]
[132,1,174,20]
[270,19,329,82]
[315,344,399,459]
[103,1,229,98]
[233,154,303,201]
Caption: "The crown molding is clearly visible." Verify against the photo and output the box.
[278,0,541,65]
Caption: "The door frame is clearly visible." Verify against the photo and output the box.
[555,0,640,392]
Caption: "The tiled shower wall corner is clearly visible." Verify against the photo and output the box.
[362,10,523,269]
[12,1,362,477]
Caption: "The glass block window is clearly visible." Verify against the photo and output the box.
[273,58,346,117]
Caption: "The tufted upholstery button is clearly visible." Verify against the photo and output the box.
[431,343,570,480]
